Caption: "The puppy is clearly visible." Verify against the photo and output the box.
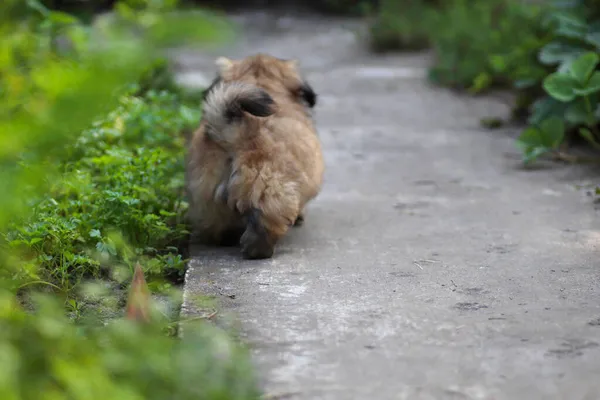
[186,54,324,259]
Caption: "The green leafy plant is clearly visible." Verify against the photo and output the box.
[427,0,550,93]
[516,117,565,164]
[4,89,198,298]
[0,1,262,398]
[517,52,600,163]
[515,0,600,164]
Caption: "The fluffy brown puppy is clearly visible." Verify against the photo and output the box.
[186,54,324,259]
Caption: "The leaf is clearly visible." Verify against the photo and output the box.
[95,242,117,256]
[125,264,151,323]
[586,32,600,49]
[26,0,50,16]
[524,146,552,164]
[568,52,599,84]
[515,127,552,164]
[489,55,507,73]
[515,118,565,164]
[539,117,565,148]
[574,72,600,96]
[578,127,600,150]
[553,13,588,40]
[29,238,42,245]
[515,127,550,164]
[89,229,101,238]
[538,42,587,65]
[469,72,492,93]
[528,97,568,126]
[48,11,79,26]
[543,73,579,102]
[565,99,591,125]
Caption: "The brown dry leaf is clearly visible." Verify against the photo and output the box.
[125,263,151,323]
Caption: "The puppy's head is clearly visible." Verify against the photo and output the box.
[210,53,317,109]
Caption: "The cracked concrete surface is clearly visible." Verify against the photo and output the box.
[179,12,600,400]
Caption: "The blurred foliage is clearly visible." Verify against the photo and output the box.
[0,0,260,398]
[426,0,550,93]
[0,290,261,400]
[515,0,600,164]
[368,0,439,52]
[314,0,374,15]
[369,0,600,165]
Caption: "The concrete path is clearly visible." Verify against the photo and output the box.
[179,12,600,400]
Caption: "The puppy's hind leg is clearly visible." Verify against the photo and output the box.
[293,211,305,227]
[240,208,278,259]
[187,201,244,247]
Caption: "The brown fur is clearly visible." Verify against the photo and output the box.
[186,54,324,259]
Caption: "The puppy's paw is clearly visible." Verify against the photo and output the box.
[240,208,276,259]
[293,213,305,227]
[241,234,274,259]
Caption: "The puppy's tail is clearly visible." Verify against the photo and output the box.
[203,81,276,145]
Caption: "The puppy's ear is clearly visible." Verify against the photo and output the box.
[215,56,234,74]
[299,81,317,108]
[285,59,299,69]
[202,75,221,101]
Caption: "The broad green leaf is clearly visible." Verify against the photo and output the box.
[516,127,544,149]
[543,73,579,102]
[515,127,553,164]
[568,52,599,84]
[524,146,552,164]
[89,229,101,238]
[538,41,587,65]
[565,99,592,125]
[574,71,600,96]
[539,117,565,148]
[26,0,49,16]
[557,58,575,74]
[586,32,600,49]
[528,96,569,127]
[489,55,507,73]
[554,13,588,40]
[578,127,600,150]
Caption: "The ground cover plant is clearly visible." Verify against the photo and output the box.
[514,0,600,164]
[368,0,600,166]
[0,0,262,398]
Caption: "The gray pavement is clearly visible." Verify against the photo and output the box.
[179,12,600,400]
